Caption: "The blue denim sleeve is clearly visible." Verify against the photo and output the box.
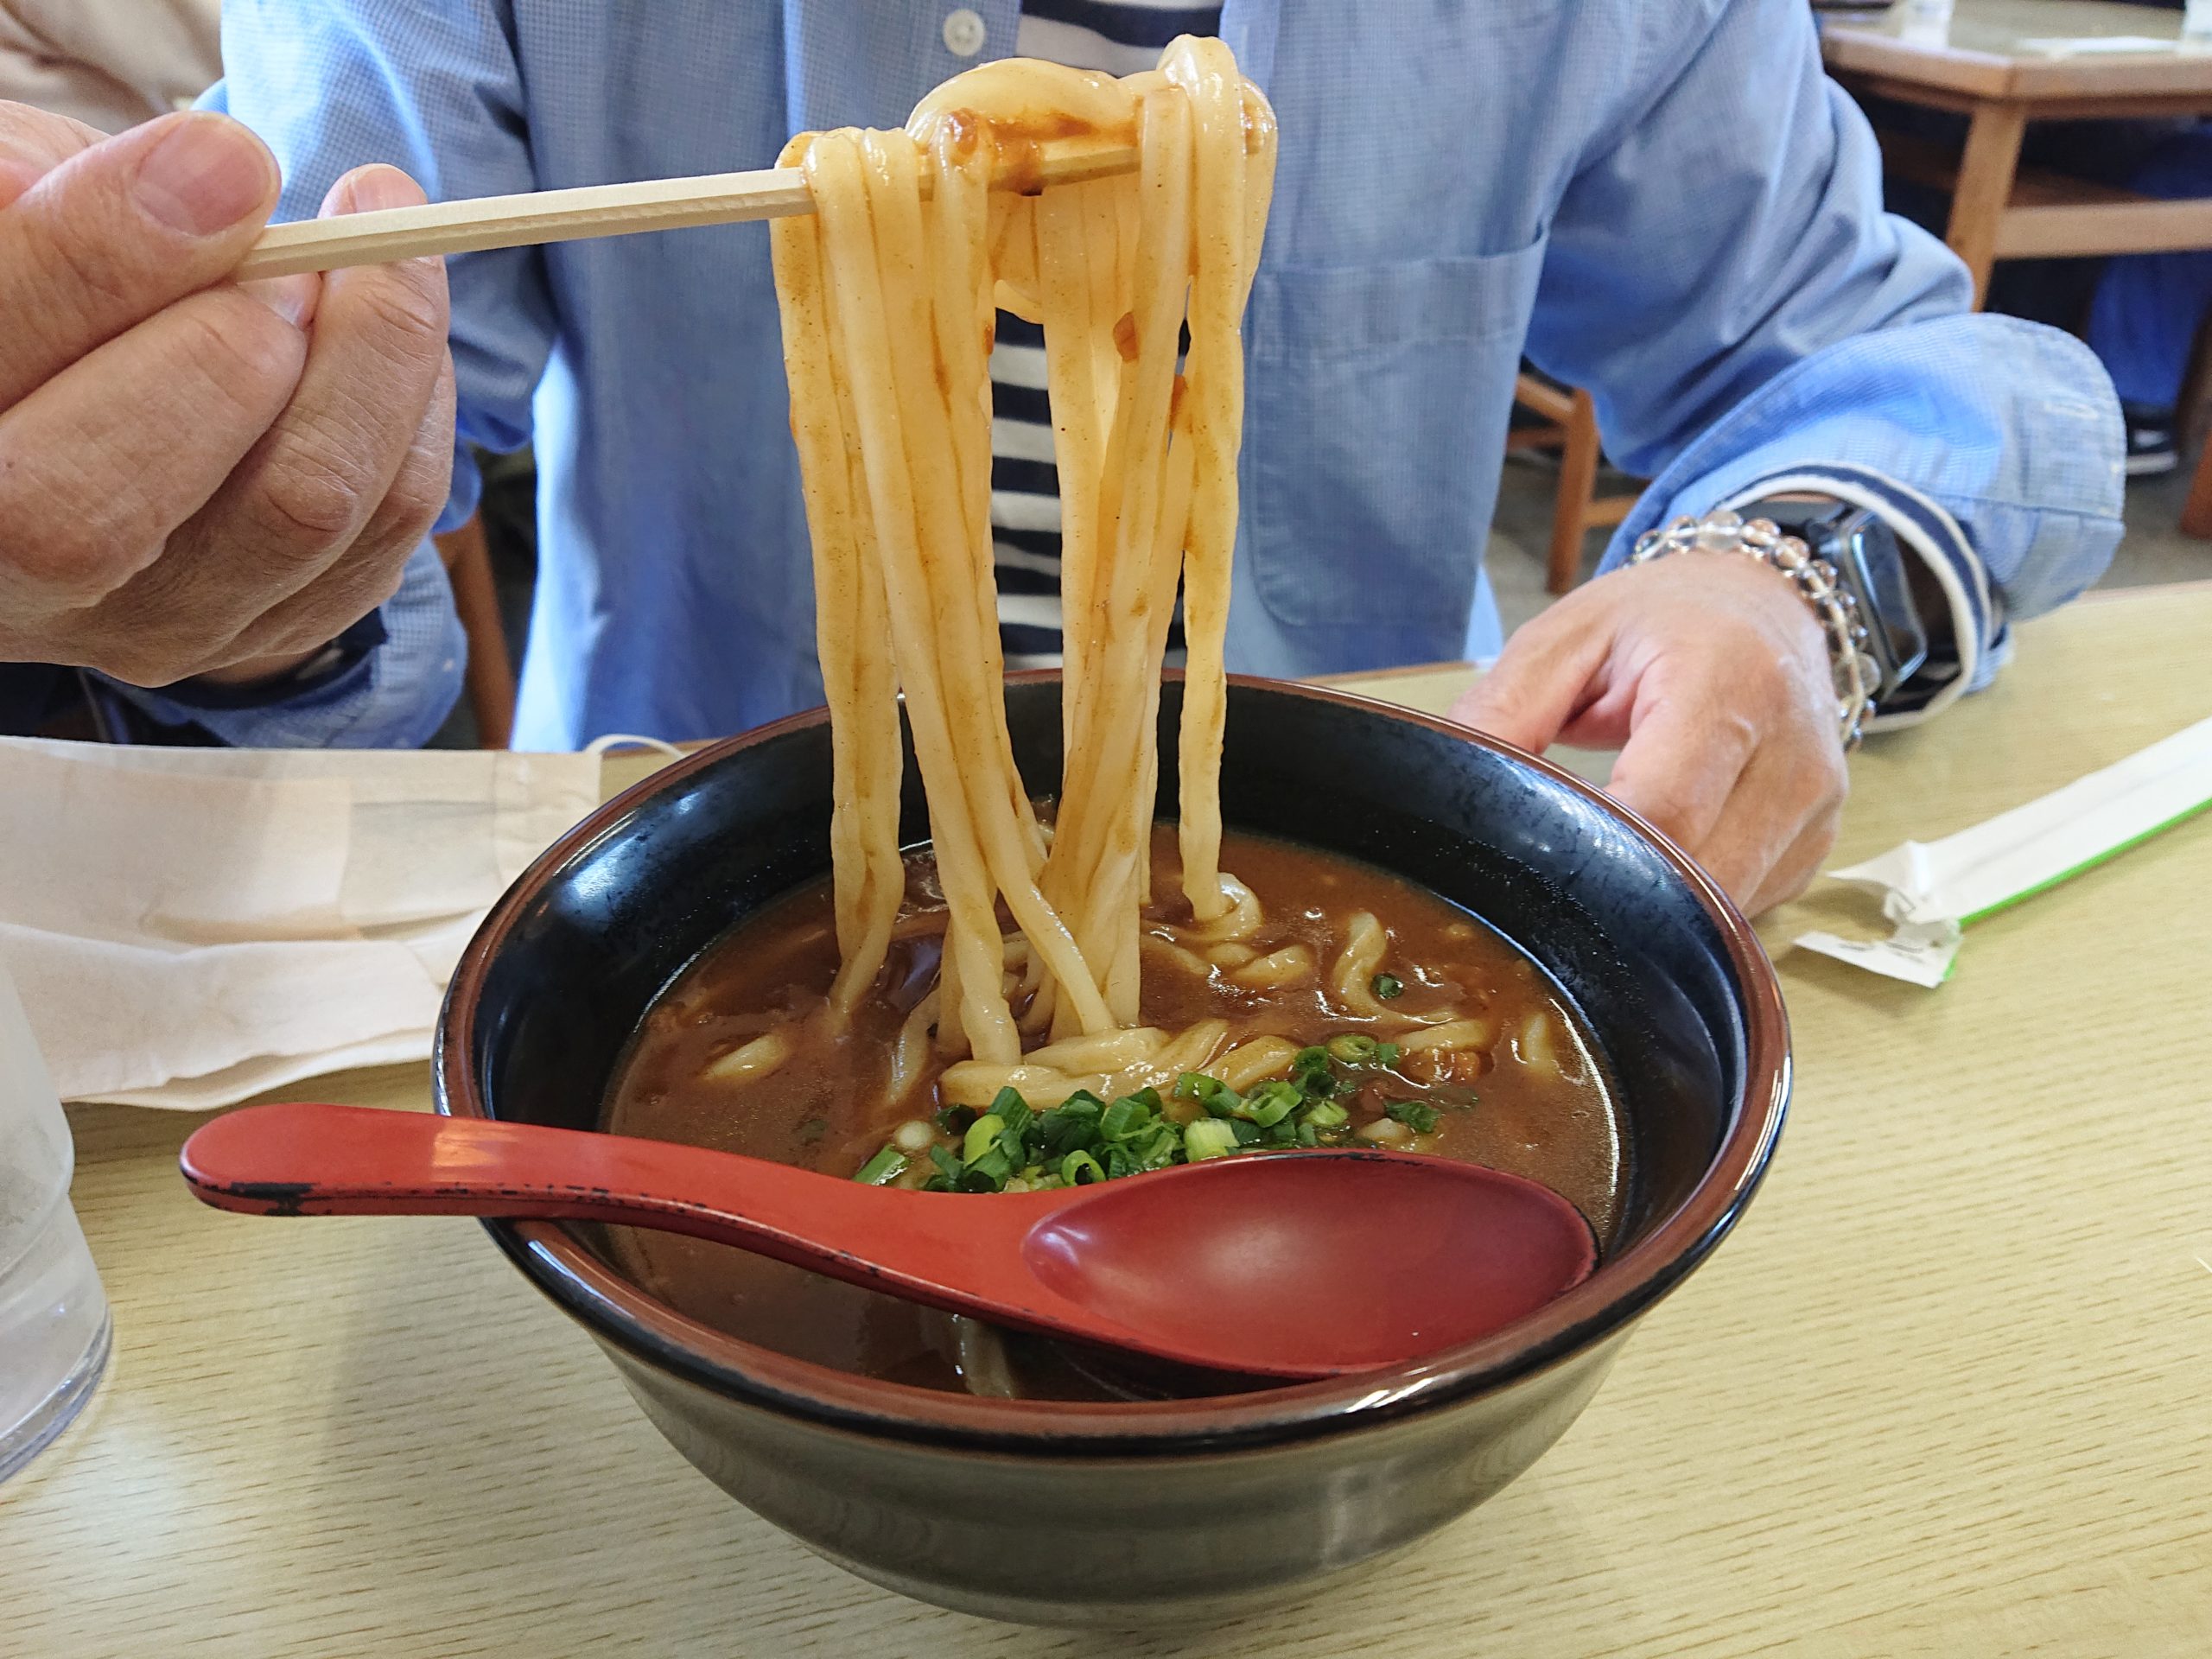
[1524,0,2124,720]
[99,538,466,748]
[207,0,554,532]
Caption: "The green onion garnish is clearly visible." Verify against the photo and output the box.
[1097,1096,1151,1141]
[853,1145,908,1185]
[1242,1080,1301,1128]
[1184,1118,1238,1160]
[1384,1100,1440,1134]
[962,1112,1006,1164]
[1370,973,1403,1001]
[906,1039,1457,1192]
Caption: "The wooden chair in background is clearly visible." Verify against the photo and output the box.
[1507,373,1643,594]
[433,514,519,748]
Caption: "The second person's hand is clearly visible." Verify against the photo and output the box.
[1449,551,1849,916]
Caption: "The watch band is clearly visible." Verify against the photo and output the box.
[1628,509,1879,750]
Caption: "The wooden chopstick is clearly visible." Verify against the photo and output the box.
[238,135,1141,280]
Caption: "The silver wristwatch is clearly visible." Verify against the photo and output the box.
[1628,509,1880,749]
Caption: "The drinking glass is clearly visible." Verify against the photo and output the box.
[0,955,111,1484]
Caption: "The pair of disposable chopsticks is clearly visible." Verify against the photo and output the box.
[237,135,1139,280]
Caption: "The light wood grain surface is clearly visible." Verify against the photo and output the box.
[1821,0,2212,100]
[1821,3,2212,304]
[7,584,2211,1657]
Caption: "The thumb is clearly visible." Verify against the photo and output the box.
[0,110,282,408]
[1448,609,1613,755]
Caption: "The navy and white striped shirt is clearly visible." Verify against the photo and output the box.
[990,1,1224,667]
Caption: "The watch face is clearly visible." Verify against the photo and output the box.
[1749,502,1928,699]
[1836,520,1928,693]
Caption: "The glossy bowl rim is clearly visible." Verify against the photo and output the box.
[437,672,1789,1456]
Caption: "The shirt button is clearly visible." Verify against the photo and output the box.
[943,8,987,57]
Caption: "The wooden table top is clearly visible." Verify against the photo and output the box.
[1821,0,2212,101]
[8,582,2211,1657]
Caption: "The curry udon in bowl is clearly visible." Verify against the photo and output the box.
[438,675,1788,1625]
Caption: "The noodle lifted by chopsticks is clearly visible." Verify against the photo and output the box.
[771,41,1277,1062]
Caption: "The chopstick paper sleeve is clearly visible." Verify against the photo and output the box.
[1796,713,2212,987]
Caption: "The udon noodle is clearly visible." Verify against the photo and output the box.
[772,42,1274,1062]
[768,41,1497,1113]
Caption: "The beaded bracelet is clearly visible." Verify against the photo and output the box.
[1627,508,1879,750]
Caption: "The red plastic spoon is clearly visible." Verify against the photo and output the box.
[181,1102,1598,1380]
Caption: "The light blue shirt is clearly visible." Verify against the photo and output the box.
[209,0,2123,749]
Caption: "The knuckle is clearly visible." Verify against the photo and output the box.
[0,501,137,603]
[168,293,303,415]
[346,265,449,354]
[383,452,448,541]
[253,453,372,546]
[99,637,195,688]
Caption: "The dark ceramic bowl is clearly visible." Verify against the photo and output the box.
[436,675,1788,1627]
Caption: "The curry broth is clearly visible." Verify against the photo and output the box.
[602,829,1624,1397]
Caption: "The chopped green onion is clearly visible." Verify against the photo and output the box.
[1097,1096,1153,1141]
[918,1049,1450,1194]
[1371,973,1403,1001]
[962,1112,1006,1164]
[1184,1118,1239,1160]
[1134,1124,1181,1169]
[1242,1081,1301,1128]
[1033,1108,1083,1158]
[853,1145,909,1185]
[1384,1099,1440,1134]
[960,1144,1015,1190]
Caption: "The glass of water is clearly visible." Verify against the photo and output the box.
[0,955,111,1484]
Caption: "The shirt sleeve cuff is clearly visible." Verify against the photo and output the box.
[1715,462,2002,729]
[96,539,467,748]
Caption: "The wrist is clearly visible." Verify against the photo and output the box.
[1629,510,1878,748]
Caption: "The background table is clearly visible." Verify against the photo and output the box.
[1822,0,2212,303]
[6,583,2210,1657]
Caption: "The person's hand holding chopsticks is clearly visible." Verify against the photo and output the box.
[0,105,452,690]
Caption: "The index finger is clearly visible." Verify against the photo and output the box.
[0,102,105,205]
[0,110,282,407]
[1603,671,1759,859]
